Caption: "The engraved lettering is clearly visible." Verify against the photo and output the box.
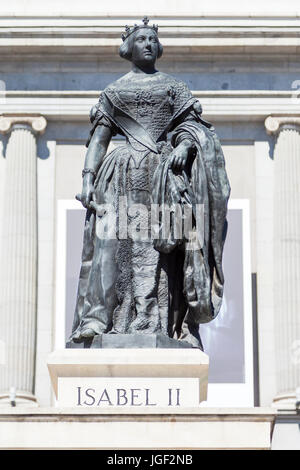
[117,388,128,406]
[130,388,142,406]
[145,388,157,406]
[83,388,95,406]
[97,388,113,406]
[77,386,82,406]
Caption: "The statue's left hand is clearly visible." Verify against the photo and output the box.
[168,144,189,172]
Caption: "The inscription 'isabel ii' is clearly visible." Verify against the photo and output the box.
[77,387,181,407]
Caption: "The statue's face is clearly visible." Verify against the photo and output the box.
[131,28,159,65]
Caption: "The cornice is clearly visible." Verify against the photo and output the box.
[1,90,300,123]
[0,90,297,98]
[1,18,300,55]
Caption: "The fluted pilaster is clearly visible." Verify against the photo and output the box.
[0,115,46,406]
[265,116,300,403]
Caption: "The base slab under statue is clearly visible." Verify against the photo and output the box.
[66,333,198,349]
[47,347,209,407]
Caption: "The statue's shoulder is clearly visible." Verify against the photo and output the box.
[158,73,191,92]
[103,72,135,92]
[103,72,190,90]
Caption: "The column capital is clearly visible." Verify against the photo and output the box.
[264,116,300,135]
[0,114,47,135]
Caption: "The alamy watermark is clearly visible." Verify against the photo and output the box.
[92,197,204,251]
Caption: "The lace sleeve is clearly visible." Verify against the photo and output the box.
[85,95,118,147]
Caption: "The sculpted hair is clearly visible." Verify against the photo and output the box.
[119,30,163,61]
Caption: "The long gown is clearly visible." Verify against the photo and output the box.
[70,70,230,348]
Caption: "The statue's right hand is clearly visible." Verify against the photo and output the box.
[80,181,94,209]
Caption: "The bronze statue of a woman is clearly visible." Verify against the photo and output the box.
[69,18,230,349]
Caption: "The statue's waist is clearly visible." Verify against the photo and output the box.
[125,138,170,153]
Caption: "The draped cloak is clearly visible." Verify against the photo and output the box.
[70,72,230,348]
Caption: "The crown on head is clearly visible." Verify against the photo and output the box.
[121,17,158,42]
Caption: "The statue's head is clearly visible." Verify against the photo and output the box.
[119,17,163,65]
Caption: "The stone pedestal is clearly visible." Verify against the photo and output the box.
[47,348,209,407]
[42,349,277,449]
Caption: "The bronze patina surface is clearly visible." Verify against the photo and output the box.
[69,18,230,349]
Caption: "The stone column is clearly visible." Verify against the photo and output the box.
[0,115,47,406]
[265,116,300,408]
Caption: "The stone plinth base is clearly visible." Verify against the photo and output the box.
[0,407,276,449]
[47,348,209,405]
[66,333,197,349]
